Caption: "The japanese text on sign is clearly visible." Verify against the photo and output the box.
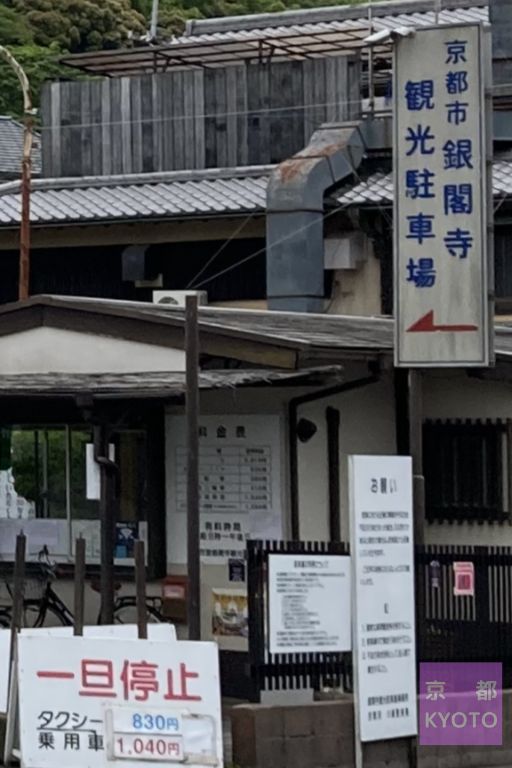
[349,456,417,742]
[394,24,491,366]
[17,636,222,768]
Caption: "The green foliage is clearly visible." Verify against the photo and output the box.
[11,0,146,52]
[0,43,75,119]
[0,4,34,45]
[0,0,362,118]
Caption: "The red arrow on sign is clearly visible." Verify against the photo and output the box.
[406,310,478,333]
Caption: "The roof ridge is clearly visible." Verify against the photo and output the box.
[0,164,275,196]
[185,0,487,36]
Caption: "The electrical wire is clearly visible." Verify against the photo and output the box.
[37,94,376,134]
[185,212,255,288]
[190,199,354,290]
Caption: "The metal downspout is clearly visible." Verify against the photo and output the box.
[288,373,380,539]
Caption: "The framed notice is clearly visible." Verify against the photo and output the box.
[268,554,351,654]
[349,455,417,742]
[167,415,283,564]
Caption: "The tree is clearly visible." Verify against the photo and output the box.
[11,0,146,52]
[0,4,34,46]
[0,43,76,119]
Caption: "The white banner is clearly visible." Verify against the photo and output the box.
[349,455,417,742]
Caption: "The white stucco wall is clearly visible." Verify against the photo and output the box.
[0,327,185,373]
[424,371,512,546]
[296,375,397,541]
[329,256,382,317]
[163,376,397,641]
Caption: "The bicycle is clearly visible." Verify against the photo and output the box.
[5,548,73,628]
[3,547,168,627]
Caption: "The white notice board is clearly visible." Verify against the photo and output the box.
[0,629,10,713]
[349,455,417,742]
[394,23,492,366]
[17,636,222,768]
[167,415,283,564]
[268,554,351,654]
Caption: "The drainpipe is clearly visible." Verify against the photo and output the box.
[326,406,341,542]
[288,372,380,540]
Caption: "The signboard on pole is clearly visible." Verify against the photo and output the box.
[17,636,222,768]
[268,554,351,654]
[394,23,492,367]
[349,455,417,742]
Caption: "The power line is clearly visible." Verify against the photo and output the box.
[190,199,354,290]
[185,212,255,289]
[37,94,375,134]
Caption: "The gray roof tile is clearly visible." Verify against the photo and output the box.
[0,117,41,179]
[0,166,271,226]
[337,160,512,206]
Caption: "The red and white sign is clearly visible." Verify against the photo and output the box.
[17,636,222,768]
[453,561,475,596]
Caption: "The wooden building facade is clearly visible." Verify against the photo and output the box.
[41,55,360,177]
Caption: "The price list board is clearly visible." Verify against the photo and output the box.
[167,415,283,564]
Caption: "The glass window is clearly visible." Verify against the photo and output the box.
[0,425,148,561]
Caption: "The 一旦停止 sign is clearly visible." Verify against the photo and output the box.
[17,636,222,768]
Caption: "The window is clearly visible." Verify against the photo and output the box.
[0,425,148,561]
[495,228,512,311]
[423,419,510,523]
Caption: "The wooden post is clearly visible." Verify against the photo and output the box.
[95,424,115,624]
[186,294,201,640]
[326,407,341,542]
[135,540,148,640]
[11,533,26,640]
[74,537,86,636]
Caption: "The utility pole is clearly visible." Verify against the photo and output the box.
[149,0,159,40]
[0,47,33,301]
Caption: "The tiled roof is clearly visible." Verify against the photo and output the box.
[0,167,270,226]
[0,117,41,179]
[337,160,512,206]
[181,1,488,46]
[61,0,488,74]
[1,156,512,227]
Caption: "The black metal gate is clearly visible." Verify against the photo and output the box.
[247,539,351,702]
[416,544,512,684]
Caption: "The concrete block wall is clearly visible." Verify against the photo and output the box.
[231,693,512,768]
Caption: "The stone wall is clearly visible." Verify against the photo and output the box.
[231,693,512,768]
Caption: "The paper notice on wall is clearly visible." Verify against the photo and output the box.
[0,519,65,557]
[212,588,248,639]
[0,469,35,520]
[85,444,115,500]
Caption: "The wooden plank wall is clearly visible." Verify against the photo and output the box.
[41,55,360,178]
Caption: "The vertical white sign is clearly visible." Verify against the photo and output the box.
[349,455,417,742]
[394,23,492,367]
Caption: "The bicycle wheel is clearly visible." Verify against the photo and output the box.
[22,601,71,628]
[113,599,164,625]
[0,608,11,628]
